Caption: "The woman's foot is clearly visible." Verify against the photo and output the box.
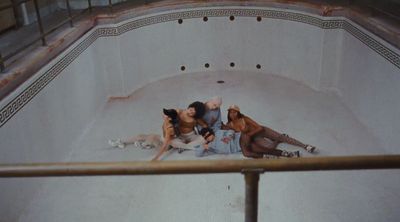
[108,139,125,148]
[305,145,316,153]
[292,151,301,158]
[263,154,279,159]
[282,150,300,158]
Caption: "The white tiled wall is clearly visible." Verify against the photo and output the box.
[337,23,400,154]
[0,41,107,163]
[0,31,109,221]
[116,9,326,94]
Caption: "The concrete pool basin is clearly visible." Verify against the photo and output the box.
[0,2,399,222]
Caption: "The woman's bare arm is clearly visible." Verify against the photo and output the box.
[151,138,171,161]
[152,117,175,161]
[197,118,208,128]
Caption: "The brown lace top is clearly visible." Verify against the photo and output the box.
[227,116,262,137]
[179,119,196,129]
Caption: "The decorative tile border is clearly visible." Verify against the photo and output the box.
[0,8,399,128]
[0,31,99,127]
[342,21,399,69]
[113,9,398,69]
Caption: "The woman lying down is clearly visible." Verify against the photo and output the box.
[195,128,300,158]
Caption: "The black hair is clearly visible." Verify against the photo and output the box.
[227,110,244,123]
[200,127,214,137]
[163,108,180,136]
[163,109,178,122]
[188,101,206,119]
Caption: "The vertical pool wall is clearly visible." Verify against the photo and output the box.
[0,6,399,221]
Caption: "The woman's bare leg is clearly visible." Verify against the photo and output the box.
[253,137,280,149]
[122,135,142,145]
[259,127,308,148]
[249,143,283,156]
[239,133,263,158]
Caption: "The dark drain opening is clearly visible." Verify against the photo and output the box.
[217,80,225,84]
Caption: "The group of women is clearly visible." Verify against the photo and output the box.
[152,97,317,160]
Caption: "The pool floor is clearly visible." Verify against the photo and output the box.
[16,71,400,222]
[71,70,384,162]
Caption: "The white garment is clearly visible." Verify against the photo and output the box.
[170,131,205,150]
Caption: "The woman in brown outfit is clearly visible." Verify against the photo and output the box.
[224,105,316,157]
[152,109,180,161]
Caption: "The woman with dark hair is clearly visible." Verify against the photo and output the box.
[224,105,317,157]
[152,109,180,161]
[153,101,207,160]
[173,101,206,143]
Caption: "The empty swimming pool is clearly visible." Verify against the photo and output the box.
[0,2,399,222]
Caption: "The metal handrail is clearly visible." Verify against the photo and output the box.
[1,155,399,177]
[0,0,93,72]
[2,9,89,62]
[0,0,30,12]
[1,155,399,222]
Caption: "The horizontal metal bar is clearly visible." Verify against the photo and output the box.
[70,8,90,20]
[368,5,400,21]
[3,37,44,60]
[0,155,399,178]
[42,19,73,37]
[41,9,89,37]
[0,0,32,12]
[2,8,90,62]
[0,4,13,11]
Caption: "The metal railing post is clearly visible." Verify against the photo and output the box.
[33,0,47,46]
[11,0,21,28]
[243,170,262,222]
[87,0,92,13]
[0,52,5,72]
[108,0,113,13]
[66,0,73,27]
